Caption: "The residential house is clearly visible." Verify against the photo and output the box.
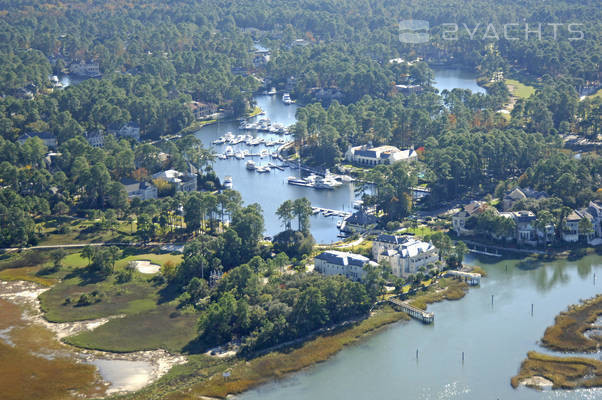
[121,178,158,200]
[372,234,439,278]
[107,122,141,141]
[340,208,378,233]
[314,251,377,281]
[451,201,487,236]
[188,101,218,120]
[502,187,547,211]
[562,204,601,244]
[70,62,101,77]
[252,49,271,67]
[345,145,417,166]
[151,169,197,192]
[17,132,58,148]
[512,211,537,245]
[85,130,105,148]
[395,84,423,95]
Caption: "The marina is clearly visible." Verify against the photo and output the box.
[195,94,360,243]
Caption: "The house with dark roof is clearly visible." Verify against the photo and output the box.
[452,201,487,235]
[121,178,157,200]
[314,251,377,281]
[17,132,58,148]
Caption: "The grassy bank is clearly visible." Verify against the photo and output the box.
[409,277,469,310]
[116,307,409,400]
[541,294,602,353]
[511,351,602,389]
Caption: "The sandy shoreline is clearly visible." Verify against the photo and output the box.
[0,279,187,396]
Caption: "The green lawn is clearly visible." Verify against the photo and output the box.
[64,303,199,353]
[505,79,535,99]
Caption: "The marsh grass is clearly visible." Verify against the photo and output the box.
[541,295,602,353]
[511,351,602,389]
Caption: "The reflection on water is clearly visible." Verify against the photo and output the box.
[91,359,153,394]
[432,68,486,94]
[239,255,602,400]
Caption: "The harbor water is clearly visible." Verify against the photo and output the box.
[238,254,602,400]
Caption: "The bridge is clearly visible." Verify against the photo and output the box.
[388,298,434,324]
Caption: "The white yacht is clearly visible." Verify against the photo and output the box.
[225,146,234,157]
[256,165,271,173]
[282,93,293,104]
[246,160,256,170]
[268,87,277,95]
[223,176,233,189]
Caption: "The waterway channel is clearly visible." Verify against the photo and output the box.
[238,254,602,400]
[195,68,486,243]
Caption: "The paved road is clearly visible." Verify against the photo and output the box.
[0,241,187,252]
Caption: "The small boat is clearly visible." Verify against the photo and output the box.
[212,137,226,145]
[225,146,234,157]
[223,176,233,189]
[246,160,256,170]
[268,87,277,95]
[260,149,269,158]
[224,132,235,142]
[256,166,271,173]
[217,153,227,160]
[282,93,293,105]
[234,151,245,159]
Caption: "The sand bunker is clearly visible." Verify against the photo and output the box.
[131,260,161,274]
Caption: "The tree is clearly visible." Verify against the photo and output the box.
[184,193,203,233]
[136,213,155,242]
[292,198,312,232]
[51,248,66,270]
[81,245,95,266]
[276,200,294,231]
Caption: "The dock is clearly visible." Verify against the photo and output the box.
[388,298,434,324]
[444,270,481,286]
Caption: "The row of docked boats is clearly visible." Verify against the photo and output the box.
[239,118,289,134]
[213,132,286,147]
[218,147,280,160]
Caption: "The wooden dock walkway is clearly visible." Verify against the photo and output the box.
[388,298,434,324]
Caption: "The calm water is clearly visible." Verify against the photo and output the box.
[239,255,602,400]
[195,95,359,243]
[432,68,486,94]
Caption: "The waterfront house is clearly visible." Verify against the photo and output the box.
[561,206,601,244]
[17,132,58,148]
[562,210,586,243]
[372,235,439,278]
[151,169,197,193]
[188,101,218,120]
[314,250,377,281]
[451,201,487,236]
[512,211,537,245]
[121,178,158,200]
[345,145,417,166]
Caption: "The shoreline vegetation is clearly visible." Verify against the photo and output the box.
[117,275,472,399]
[512,295,602,390]
[0,253,474,400]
